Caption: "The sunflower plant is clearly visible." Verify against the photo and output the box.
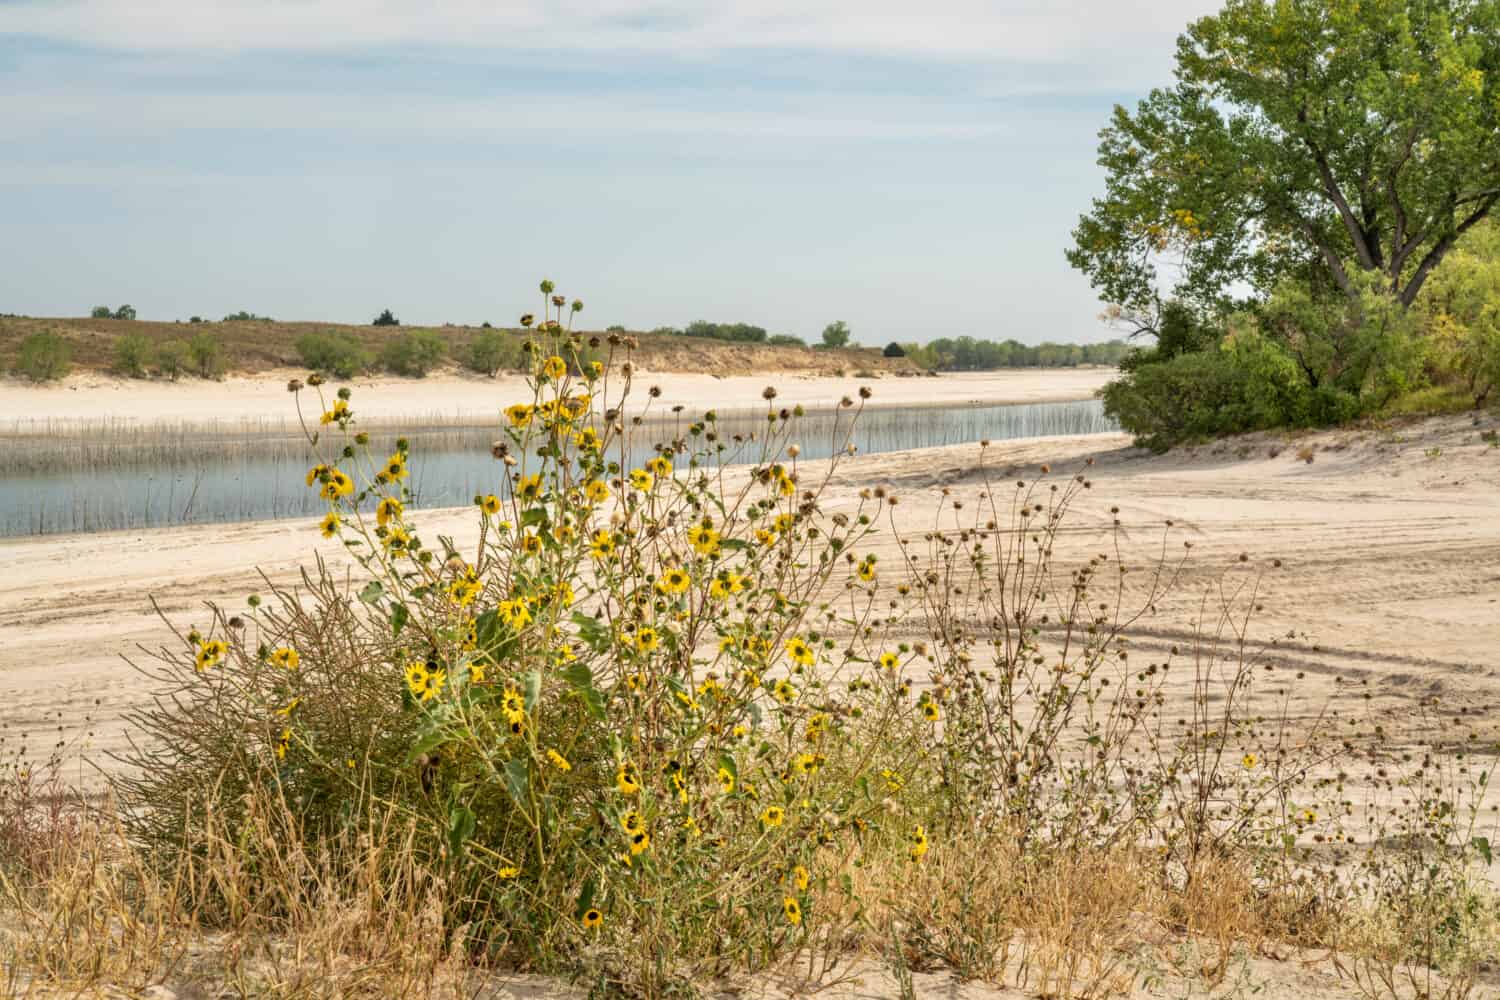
[121,281,944,991]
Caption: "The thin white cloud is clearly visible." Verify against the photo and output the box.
[1,0,1215,63]
[1,88,1025,143]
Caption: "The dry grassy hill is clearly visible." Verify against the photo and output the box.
[0,314,917,379]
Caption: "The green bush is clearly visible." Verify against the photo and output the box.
[462,329,522,377]
[155,339,189,380]
[113,334,154,378]
[296,330,370,379]
[223,310,272,322]
[379,328,446,377]
[820,320,851,348]
[882,342,905,358]
[113,304,137,321]
[372,309,400,327]
[90,306,112,319]
[768,334,806,347]
[187,332,226,379]
[1101,331,1313,451]
[13,331,72,382]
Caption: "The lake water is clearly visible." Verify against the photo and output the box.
[0,399,1116,537]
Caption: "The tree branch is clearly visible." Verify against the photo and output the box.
[1300,129,1379,271]
[1398,193,1499,306]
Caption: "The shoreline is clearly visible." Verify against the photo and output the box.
[0,367,1116,430]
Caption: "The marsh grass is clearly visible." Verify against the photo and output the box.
[2,283,1496,999]
[0,400,1114,537]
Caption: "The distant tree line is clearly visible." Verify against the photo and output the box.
[900,337,1131,371]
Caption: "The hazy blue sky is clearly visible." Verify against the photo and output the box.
[0,1,1216,344]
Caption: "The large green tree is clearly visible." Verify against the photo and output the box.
[1069,0,1500,330]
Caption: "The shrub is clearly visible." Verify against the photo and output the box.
[882,341,905,358]
[605,324,626,333]
[187,332,226,379]
[372,309,401,327]
[155,339,189,380]
[90,306,112,319]
[112,333,154,378]
[13,330,72,382]
[1101,330,1312,450]
[223,310,272,322]
[820,320,851,348]
[113,305,137,321]
[379,328,445,377]
[296,330,370,379]
[462,329,522,377]
[189,316,204,324]
[767,334,806,347]
[104,282,1499,995]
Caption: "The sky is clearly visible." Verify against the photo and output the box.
[0,1,1217,344]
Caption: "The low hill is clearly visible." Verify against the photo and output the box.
[0,315,918,379]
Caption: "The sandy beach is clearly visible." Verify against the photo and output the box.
[3,376,1497,779]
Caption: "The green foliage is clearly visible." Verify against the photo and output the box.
[90,306,112,319]
[820,320,851,348]
[680,320,767,343]
[155,339,189,381]
[882,342,906,358]
[295,330,370,379]
[13,330,72,382]
[1102,327,1314,450]
[605,324,627,333]
[462,329,523,377]
[223,310,272,322]
[767,333,806,347]
[187,332,226,379]
[112,334,154,378]
[1421,221,1500,406]
[1068,0,1500,316]
[372,309,400,327]
[1260,274,1427,408]
[379,328,446,377]
[112,304,137,321]
[916,336,1131,370]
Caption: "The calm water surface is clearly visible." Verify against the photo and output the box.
[0,400,1115,537]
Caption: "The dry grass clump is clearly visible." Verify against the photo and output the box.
[3,282,1498,1000]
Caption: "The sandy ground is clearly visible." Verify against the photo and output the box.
[0,367,1114,428]
[3,375,1500,999]
[4,409,1498,783]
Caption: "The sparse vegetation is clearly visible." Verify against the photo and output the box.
[154,338,188,380]
[186,331,225,379]
[111,333,153,378]
[12,330,72,382]
[295,329,370,379]
[820,320,852,348]
[223,310,272,322]
[372,308,401,327]
[461,328,523,377]
[379,327,445,377]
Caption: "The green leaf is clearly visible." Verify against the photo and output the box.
[1474,837,1493,866]
[391,602,409,637]
[405,718,450,765]
[504,757,529,807]
[523,671,542,712]
[358,580,384,604]
[571,611,610,652]
[520,506,550,528]
[574,877,597,921]
[447,806,476,858]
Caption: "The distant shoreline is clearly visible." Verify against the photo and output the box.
[0,367,1117,432]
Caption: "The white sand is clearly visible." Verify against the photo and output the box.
[0,368,1114,428]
